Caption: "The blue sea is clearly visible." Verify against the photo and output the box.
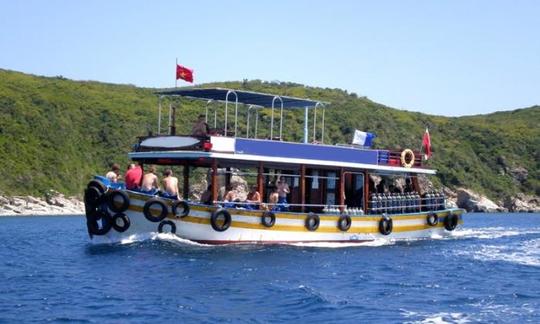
[1,213,539,323]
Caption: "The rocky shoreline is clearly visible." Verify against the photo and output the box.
[0,192,84,216]
[0,187,538,216]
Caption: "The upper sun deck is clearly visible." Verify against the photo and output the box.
[133,87,435,174]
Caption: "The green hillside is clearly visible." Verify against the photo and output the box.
[0,69,538,201]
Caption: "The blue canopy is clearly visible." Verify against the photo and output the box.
[155,88,326,109]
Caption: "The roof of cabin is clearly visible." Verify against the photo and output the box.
[155,88,327,108]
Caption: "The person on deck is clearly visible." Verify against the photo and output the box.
[276,177,290,211]
[106,163,121,183]
[161,169,179,200]
[245,185,261,210]
[191,114,209,137]
[200,185,213,205]
[268,187,279,211]
[141,166,160,194]
[223,185,237,208]
[124,163,143,190]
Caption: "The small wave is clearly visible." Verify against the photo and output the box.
[287,238,395,248]
[152,232,212,247]
[449,227,540,240]
[455,238,540,267]
[401,310,471,324]
[116,232,211,247]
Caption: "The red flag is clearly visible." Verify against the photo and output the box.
[422,128,432,160]
[176,64,194,83]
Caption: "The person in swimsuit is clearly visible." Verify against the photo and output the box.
[161,169,179,200]
[141,166,160,194]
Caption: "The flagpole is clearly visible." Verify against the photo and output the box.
[175,58,178,88]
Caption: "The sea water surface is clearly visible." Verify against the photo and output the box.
[1,213,539,323]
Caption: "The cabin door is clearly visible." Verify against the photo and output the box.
[344,173,364,209]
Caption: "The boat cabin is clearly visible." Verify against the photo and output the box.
[128,88,444,215]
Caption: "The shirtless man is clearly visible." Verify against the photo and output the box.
[141,166,160,193]
[268,187,279,211]
[276,177,290,203]
[245,185,261,209]
[162,169,179,199]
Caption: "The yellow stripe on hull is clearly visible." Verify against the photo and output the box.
[125,194,464,235]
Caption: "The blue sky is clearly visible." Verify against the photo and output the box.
[1,0,539,116]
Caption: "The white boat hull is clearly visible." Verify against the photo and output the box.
[89,191,464,245]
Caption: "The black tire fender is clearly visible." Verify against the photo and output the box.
[84,186,104,208]
[211,208,232,232]
[112,213,131,233]
[305,213,320,231]
[87,179,107,194]
[338,214,352,232]
[378,216,393,235]
[444,213,458,231]
[172,201,190,218]
[158,220,177,234]
[107,190,130,213]
[143,198,169,223]
[427,212,439,226]
[87,210,113,236]
[261,211,276,228]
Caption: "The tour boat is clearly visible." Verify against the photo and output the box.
[83,88,464,244]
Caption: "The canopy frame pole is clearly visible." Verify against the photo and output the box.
[205,100,213,124]
[321,104,325,144]
[304,107,308,143]
[312,103,317,142]
[157,96,163,135]
[271,96,283,140]
[214,107,217,128]
[255,109,259,139]
[225,90,238,137]
[279,99,284,140]
[246,105,254,138]
[168,103,172,135]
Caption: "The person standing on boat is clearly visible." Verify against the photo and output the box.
[268,187,279,211]
[276,177,290,211]
[141,166,160,194]
[106,163,121,183]
[191,114,209,137]
[161,169,179,200]
[125,163,143,190]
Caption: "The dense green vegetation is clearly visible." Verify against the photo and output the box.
[0,69,538,201]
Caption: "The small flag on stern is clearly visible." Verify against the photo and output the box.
[352,129,376,147]
[422,128,432,160]
[176,64,194,83]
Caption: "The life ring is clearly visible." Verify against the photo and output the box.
[211,208,231,232]
[107,190,130,213]
[87,210,113,235]
[444,213,458,231]
[158,220,177,234]
[143,198,169,223]
[337,214,352,232]
[400,149,415,168]
[378,216,393,235]
[112,213,130,232]
[84,186,104,207]
[261,211,276,228]
[172,201,190,218]
[305,213,320,231]
[426,212,439,226]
